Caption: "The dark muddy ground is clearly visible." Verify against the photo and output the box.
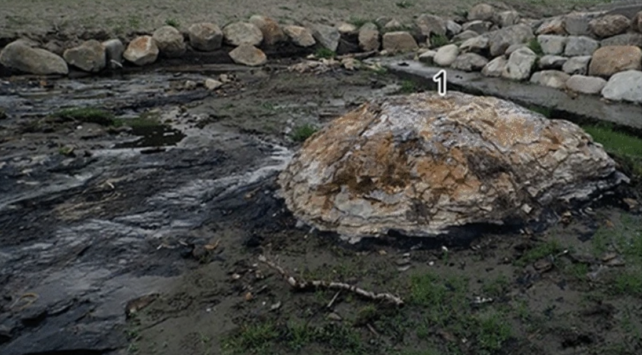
[1,60,642,355]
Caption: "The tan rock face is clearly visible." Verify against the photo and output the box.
[589,14,630,38]
[277,92,624,239]
[283,26,316,47]
[589,45,642,78]
[228,44,267,66]
[249,15,286,46]
[123,36,159,66]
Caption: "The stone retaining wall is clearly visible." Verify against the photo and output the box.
[1,3,642,106]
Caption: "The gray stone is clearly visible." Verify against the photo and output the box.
[384,19,404,30]
[311,24,341,51]
[462,20,493,34]
[416,14,447,37]
[468,3,495,22]
[228,44,267,66]
[451,52,488,71]
[153,26,186,57]
[482,56,507,77]
[102,39,124,69]
[63,40,106,72]
[562,56,592,75]
[188,23,223,51]
[433,44,459,66]
[505,44,527,56]
[418,50,437,64]
[589,14,630,38]
[538,35,567,55]
[484,24,535,57]
[565,36,599,56]
[0,40,68,75]
[563,12,595,36]
[250,15,287,46]
[537,16,566,35]
[382,31,418,52]
[453,30,480,42]
[223,22,263,47]
[502,47,537,80]
[277,90,622,239]
[530,70,570,89]
[446,20,462,36]
[283,26,316,47]
[589,45,642,78]
[497,11,521,28]
[601,33,642,47]
[566,75,607,95]
[123,35,159,66]
[459,36,489,53]
[602,70,642,104]
[359,23,380,51]
[539,55,568,70]
[204,78,223,90]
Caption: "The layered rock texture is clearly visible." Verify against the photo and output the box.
[278,92,625,240]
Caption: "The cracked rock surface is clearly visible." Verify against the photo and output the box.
[278,91,627,239]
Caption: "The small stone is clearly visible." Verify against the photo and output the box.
[384,19,403,30]
[123,36,159,66]
[502,47,537,81]
[601,70,642,104]
[497,11,520,28]
[565,36,599,56]
[530,70,570,89]
[283,25,316,47]
[446,20,462,36]
[451,53,489,72]
[341,57,357,70]
[223,22,263,47]
[358,23,380,52]
[228,44,267,66]
[204,78,223,90]
[462,20,492,34]
[589,14,630,38]
[102,39,124,69]
[453,30,479,42]
[244,292,253,301]
[63,40,106,72]
[538,35,567,55]
[337,22,357,34]
[249,15,287,46]
[418,50,437,64]
[534,258,553,272]
[537,17,566,35]
[188,23,224,51]
[563,12,594,36]
[219,74,231,83]
[327,312,342,321]
[433,44,459,67]
[539,55,568,70]
[601,252,618,262]
[416,14,447,37]
[468,3,495,22]
[562,56,592,75]
[0,40,68,75]
[622,197,639,210]
[459,36,489,53]
[153,25,186,57]
[184,80,197,90]
[311,24,341,52]
[382,31,418,53]
[589,46,642,78]
[482,56,507,77]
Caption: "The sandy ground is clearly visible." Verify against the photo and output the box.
[1,0,613,39]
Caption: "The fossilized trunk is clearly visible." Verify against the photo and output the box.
[277,91,627,240]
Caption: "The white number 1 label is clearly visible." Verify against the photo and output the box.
[433,70,447,96]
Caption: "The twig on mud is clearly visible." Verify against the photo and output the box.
[327,291,341,309]
[258,255,404,306]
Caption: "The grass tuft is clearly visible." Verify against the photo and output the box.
[54,107,115,126]
[290,124,318,142]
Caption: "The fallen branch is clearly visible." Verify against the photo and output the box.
[258,255,404,306]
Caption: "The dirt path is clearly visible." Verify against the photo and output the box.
[1,0,611,39]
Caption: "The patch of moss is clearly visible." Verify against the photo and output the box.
[315,47,336,59]
[290,124,318,142]
[53,107,115,126]
[527,37,543,56]
[430,34,449,48]
[582,124,642,177]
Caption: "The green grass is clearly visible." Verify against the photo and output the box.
[430,34,449,48]
[399,80,418,94]
[515,240,563,267]
[527,38,543,56]
[612,271,642,296]
[474,310,512,352]
[481,274,510,298]
[315,47,336,59]
[527,105,552,118]
[53,107,115,125]
[395,1,414,8]
[165,18,180,28]
[290,124,318,142]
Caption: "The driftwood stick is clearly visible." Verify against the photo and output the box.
[258,255,404,306]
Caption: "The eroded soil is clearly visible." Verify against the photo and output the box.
[1,62,642,355]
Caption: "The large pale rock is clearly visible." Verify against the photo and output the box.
[102,39,124,69]
[483,24,534,57]
[453,30,480,42]
[563,12,594,36]
[382,31,418,52]
[601,33,642,47]
[537,17,566,35]
[589,14,630,38]
[538,35,567,55]
[497,11,520,28]
[433,44,459,67]
[153,26,186,57]
[482,56,507,77]
[566,75,607,95]
[463,20,492,34]
[123,36,159,66]
[562,56,592,75]
[63,40,106,72]
[530,70,570,89]
[565,36,599,56]
[539,55,568,70]
[589,46,642,78]
[451,53,488,71]
[416,14,447,37]
[359,23,380,51]
[277,91,624,240]
[0,41,68,75]
[223,22,263,47]
[311,24,341,51]
[468,3,495,22]
[228,44,267,66]
[283,26,316,47]
[502,47,537,80]
[250,15,286,46]
[460,36,489,53]
[602,70,642,104]
[188,23,223,51]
